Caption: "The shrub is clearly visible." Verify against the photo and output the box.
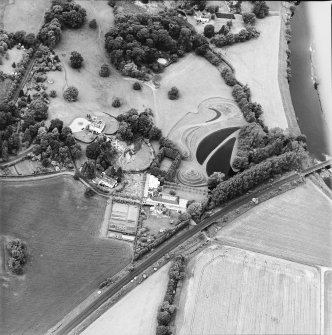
[108,0,116,7]
[89,19,97,29]
[63,86,79,102]
[168,86,179,100]
[133,81,142,90]
[99,64,110,77]
[112,97,121,107]
[49,90,57,98]
[70,51,84,69]
[84,187,96,198]
[169,190,176,196]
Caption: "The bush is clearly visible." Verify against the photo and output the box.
[112,97,121,107]
[49,90,57,98]
[84,187,96,198]
[99,64,110,77]
[169,190,176,196]
[63,86,79,102]
[89,19,97,29]
[168,86,179,100]
[70,51,84,69]
[108,0,116,7]
[133,81,142,90]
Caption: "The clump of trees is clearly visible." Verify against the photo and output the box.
[32,119,81,167]
[38,0,87,47]
[242,12,256,25]
[116,108,162,142]
[221,67,237,86]
[63,86,79,101]
[85,134,118,173]
[187,201,203,221]
[167,86,179,100]
[156,255,186,335]
[208,172,225,190]
[104,10,199,78]
[7,239,28,275]
[99,64,110,77]
[252,1,269,18]
[70,51,83,68]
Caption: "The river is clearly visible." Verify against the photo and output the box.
[289,1,331,160]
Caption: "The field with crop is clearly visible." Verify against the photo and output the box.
[217,179,332,267]
[1,176,132,335]
[109,202,139,234]
[176,245,320,335]
[82,263,171,335]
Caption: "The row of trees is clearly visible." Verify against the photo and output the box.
[116,108,162,142]
[7,239,28,275]
[156,255,186,335]
[208,151,299,208]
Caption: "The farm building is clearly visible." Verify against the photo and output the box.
[88,116,105,134]
[92,174,117,189]
[143,174,161,198]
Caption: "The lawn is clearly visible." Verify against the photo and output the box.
[1,176,132,335]
[46,1,154,128]
[82,263,171,335]
[3,0,50,33]
[217,179,332,267]
[0,48,24,74]
[176,245,320,335]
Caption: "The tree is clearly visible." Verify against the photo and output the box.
[187,202,203,220]
[86,142,101,160]
[70,51,84,69]
[156,325,171,335]
[63,86,79,102]
[29,99,48,121]
[84,187,95,198]
[242,12,256,25]
[208,172,225,190]
[89,19,97,29]
[133,82,142,90]
[49,118,63,132]
[168,86,179,100]
[49,90,57,98]
[203,24,215,38]
[99,64,110,77]
[112,97,121,107]
[252,1,269,18]
[157,311,171,326]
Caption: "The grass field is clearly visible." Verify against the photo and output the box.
[3,0,49,33]
[217,179,332,267]
[46,1,154,127]
[155,53,234,136]
[82,262,171,335]
[1,176,132,335]
[223,15,288,129]
[176,245,320,335]
[0,48,24,74]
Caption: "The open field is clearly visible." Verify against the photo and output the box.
[325,270,332,335]
[3,0,49,33]
[1,176,132,335]
[176,245,320,335]
[217,179,332,267]
[223,15,288,129]
[0,48,24,74]
[46,1,154,128]
[82,262,170,335]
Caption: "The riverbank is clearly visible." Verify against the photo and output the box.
[306,1,332,153]
[278,2,301,135]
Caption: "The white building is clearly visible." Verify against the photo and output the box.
[143,174,160,198]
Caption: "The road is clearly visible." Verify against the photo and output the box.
[56,171,301,335]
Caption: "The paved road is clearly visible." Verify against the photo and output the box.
[56,171,301,335]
